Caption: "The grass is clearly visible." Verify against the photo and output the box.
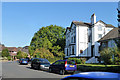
[77,64,120,73]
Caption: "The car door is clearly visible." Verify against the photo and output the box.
[52,61,60,71]
[32,59,37,68]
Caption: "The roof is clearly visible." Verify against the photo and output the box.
[98,27,119,42]
[6,47,18,52]
[72,21,91,27]
[62,72,120,80]
[95,20,115,28]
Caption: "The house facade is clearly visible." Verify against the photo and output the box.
[64,14,114,63]
[98,28,119,51]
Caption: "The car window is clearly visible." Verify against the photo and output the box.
[67,60,75,65]
[59,61,65,65]
[54,61,60,65]
[39,59,50,63]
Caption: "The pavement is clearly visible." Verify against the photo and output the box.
[2,61,81,79]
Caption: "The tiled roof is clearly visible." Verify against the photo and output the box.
[72,21,91,27]
[6,47,18,52]
[98,27,119,42]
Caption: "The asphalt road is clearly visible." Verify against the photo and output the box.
[2,61,71,79]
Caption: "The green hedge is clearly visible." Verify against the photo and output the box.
[77,64,120,73]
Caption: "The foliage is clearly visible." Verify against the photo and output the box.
[111,46,120,65]
[16,51,28,59]
[7,56,11,61]
[100,48,113,64]
[29,25,65,59]
[115,38,120,48]
[77,64,120,73]
[2,48,9,57]
[68,58,86,64]
[100,46,120,65]
[33,48,54,59]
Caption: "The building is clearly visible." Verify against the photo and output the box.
[98,28,119,50]
[64,14,114,63]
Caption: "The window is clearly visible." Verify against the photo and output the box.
[74,36,76,43]
[67,49,68,56]
[80,50,83,53]
[98,34,102,39]
[54,61,59,65]
[72,46,74,55]
[98,26,102,31]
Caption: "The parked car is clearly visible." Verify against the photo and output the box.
[61,72,120,80]
[19,58,28,65]
[49,60,77,75]
[31,58,50,70]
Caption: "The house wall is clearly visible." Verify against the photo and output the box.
[77,25,89,57]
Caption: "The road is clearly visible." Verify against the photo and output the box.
[2,61,72,79]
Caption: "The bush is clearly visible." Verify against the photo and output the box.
[7,56,11,61]
[68,58,86,64]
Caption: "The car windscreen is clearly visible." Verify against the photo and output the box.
[39,59,50,63]
[22,59,28,61]
[67,60,75,65]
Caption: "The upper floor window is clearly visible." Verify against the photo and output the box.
[98,34,102,39]
[98,26,102,31]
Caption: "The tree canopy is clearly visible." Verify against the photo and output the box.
[29,25,65,59]
[2,48,9,57]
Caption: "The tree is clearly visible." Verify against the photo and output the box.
[100,46,120,65]
[112,46,120,64]
[16,51,28,59]
[100,48,113,64]
[2,48,9,57]
[29,25,65,58]
[33,48,54,59]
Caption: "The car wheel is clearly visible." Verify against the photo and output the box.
[37,65,40,70]
[49,68,52,73]
[60,69,65,75]
[31,65,34,69]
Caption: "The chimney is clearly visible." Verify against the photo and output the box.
[91,13,96,25]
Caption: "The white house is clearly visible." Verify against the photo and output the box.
[64,14,114,63]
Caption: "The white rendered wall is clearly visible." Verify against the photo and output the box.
[77,26,88,57]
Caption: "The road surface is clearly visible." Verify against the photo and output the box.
[2,61,71,79]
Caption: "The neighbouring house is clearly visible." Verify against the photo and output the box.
[6,47,18,59]
[64,14,115,63]
[98,28,119,50]
[17,46,30,58]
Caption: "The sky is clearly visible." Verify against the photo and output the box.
[2,2,118,47]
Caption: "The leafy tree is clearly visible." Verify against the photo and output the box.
[33,48,54,59]
[100,46,120,65]
[29,25,65,58]
[16,51,28,59]
[111,46,120,65]
[2,48,9,57]
[100,48,113,64]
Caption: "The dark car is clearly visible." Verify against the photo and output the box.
[61,72,120,80]
[19,58,28,65]
[31,58,50,70]
[49,60,77,75]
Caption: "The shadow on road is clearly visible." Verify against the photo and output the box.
[26,66,72,75]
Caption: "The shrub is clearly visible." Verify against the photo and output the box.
[68,58,82,64]
[7,56,11,61]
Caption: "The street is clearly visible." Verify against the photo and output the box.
[2,61,71,79]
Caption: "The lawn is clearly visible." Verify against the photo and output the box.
[77,64,120,73]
